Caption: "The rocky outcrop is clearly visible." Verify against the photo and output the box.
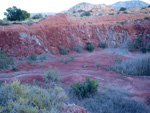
[67,2,117,16]
[0,13,150,56]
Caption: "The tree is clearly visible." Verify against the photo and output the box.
[4,6,30,21]
[31,13,43,19]
[119,7,126,11]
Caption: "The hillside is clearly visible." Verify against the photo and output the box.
[67,2,117,16]
[112,0,149,9]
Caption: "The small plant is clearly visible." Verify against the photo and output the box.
[33,79,39,86]
[80,11,91,17]
[71,76,99,99]
[99,42,107,49]
[78,10,85,12]
[0,80,2,87]
[140,47,147,53]
[123,11,128,14]
[109,13,114,15]
[82,64,86,68]
[12,66,18,71]
[146,42,150,52]
[38,63,44,68]
[28,54,37,61]
[60,56,74,64]
[119,7,126,11]
[84,42,95,52]
[120,21,125,25]
[0,49,14,70]
[59,46,68,55]
[134,37,143,49]
[144,17,150,20]
[0,19,7,25]
[43,66,61,83]
[74,44,83,53]
[96,63,101,68]
[115,57,122,64]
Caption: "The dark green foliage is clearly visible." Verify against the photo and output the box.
[99,42,107,49]
[71,76,98,99]
[146,42,150,52]
[78,10,85,12]
[28,54,37,61]
[32,13,43,19]
[109,13,114,15]
[123,11,128,14]
[74,44,83,53]
[119,7,127,11]
[4,6,30,21]
[80,11,91,17]
[59,46,68,55]
[0,49,14,70]
[145,16,150,20]
[12,66,18,71]
[140,47,147,53]
[84,42,95,52]
[134,37,143,49]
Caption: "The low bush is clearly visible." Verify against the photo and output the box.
[146,42,150,52]
[123,11,128,14]
[43,66,61,83]
[84,42,95,52]
[110,55,150,76]
[73,44,83,53]
[0,49,14,70]
[31,13,43,19]
[71,76,98,99]
[0,79,67,113]
[140,47,147,53]
[80,11,91,17]
[144,17,150,20]
[77,89,150,113]
[0,19,7,25]
[28,54,37,61]
[59,46,69,55]
[119,7,126,11]
[96,63,101,68]
[99,42,107,49]
[60,56,74,64]
[109,13,114,15]
[12,66,18,71]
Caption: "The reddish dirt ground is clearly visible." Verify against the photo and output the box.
[0,49,150,104]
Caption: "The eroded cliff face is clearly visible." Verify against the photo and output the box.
[0,13,150,56]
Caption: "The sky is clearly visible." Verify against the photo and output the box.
[0,0,150,19]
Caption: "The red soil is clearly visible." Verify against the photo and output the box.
[0,13,150,56]
[0,49,150,104]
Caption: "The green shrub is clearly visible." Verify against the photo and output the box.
[119,7,126,11]
[0,79,67,113]
[109,13,114,15]
[12,66,18,71]
[144,17,150,20]
[31,13,43,19]
[80,11,91,17]
[60,56,74,64]
[0,49,14,70]
[71,76,98,99]
[99,42,107,49]
[96,63,101,68]
[78,10,85,12]
[84,42,95,52]
[73,44,83,53]
[59,46,68,55]
[140,47,147,53]
[0,19,7,25]
[28,54,37,61]
[43,66,61,83]
[110,55,150,76]
[123,11,128,14]
[134,37,143,49]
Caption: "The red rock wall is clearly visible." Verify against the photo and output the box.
[0,14,150,56]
